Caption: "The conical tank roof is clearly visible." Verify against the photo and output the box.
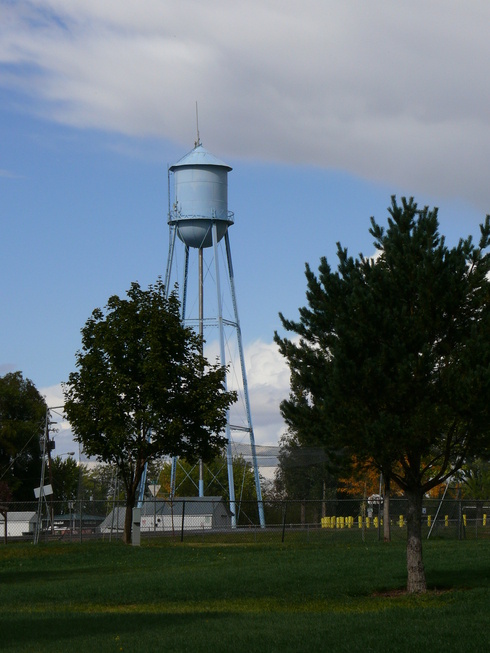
[170,144,232,171]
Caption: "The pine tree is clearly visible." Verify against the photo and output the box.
[275,197,490,592]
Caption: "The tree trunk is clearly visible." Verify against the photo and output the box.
[383,477,391,542]
[123,499,134,544]
[122,462,145,544]
[405,489,427,593]
[123,483,139,544]
[383,492,391,542]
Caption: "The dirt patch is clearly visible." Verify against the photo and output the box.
[372,588,408,598]
[372,587,450,598]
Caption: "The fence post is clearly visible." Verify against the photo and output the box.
[361,489,367,543]
[377,499,382,541]
[79,499,83,544]
[1,507,7,544]
[458,498,463,541]
[132,508,141,547]
[180,500,186,543]
[281,502,287,543]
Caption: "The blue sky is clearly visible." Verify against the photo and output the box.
[1,1,489,454]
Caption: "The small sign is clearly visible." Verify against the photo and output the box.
[148,484,161,497]
[34,484,53,498]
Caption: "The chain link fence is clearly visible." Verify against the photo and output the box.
[1,496,489,544]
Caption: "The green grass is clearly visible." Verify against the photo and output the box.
[1,539,489,652]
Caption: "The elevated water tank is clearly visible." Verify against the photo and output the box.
[169,144,234,249]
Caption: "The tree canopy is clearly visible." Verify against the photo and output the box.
[0,372,46,501]
[458,457,490,500]
[274,431,338,503]
[275,197,490,592]
[63,279,236,542]
[50,455,79,511]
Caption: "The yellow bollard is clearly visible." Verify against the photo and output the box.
[463,514,467,527]
[445,515,449,527]
[340,516,345,529]
[374,516,379,529]
[398,515,404,528]
[483,514,487,527]
[347,516,352,529]
[427,515,431,528]
[321,517,327,529]
[358,516,363,529]
[366,517,370,529]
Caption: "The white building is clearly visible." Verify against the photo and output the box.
[0,511,37,539]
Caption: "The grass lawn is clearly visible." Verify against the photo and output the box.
[0,538,488,652]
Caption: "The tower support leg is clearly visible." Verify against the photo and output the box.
[213,222,237,528]
[164,225,177,291]
[224,233,265,528]
[167,240,190,500]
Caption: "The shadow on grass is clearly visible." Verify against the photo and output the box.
[2,601,489,653]
[1,612,212,652]
[0,566,119,585]
[428,565,490,589]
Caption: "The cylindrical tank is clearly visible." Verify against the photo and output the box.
[169,144,234,249]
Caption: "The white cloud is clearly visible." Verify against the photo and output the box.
[205,338,290,447]
[2,1,490,208]
[242,339,290,446]
[41,382,65,410]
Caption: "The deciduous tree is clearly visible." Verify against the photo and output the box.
[275,197,490,592]
[458,458,490,500]
[50,456,79,511]
[274,432,337,501]
[63,280,236,543]
[274,431,339,525]
[337,457,383,498]
[0,372,46,500]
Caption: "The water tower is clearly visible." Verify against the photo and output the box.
[164,139,265,528]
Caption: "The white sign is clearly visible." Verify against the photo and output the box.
[148,484,161,497]
[34,484,53,498]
